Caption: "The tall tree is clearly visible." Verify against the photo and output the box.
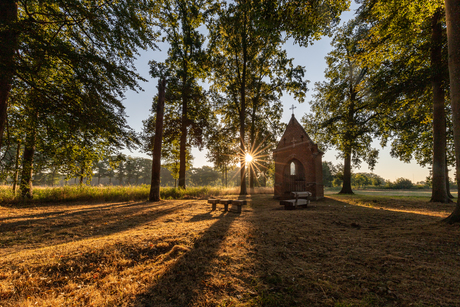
[303,21,380,194]
[143,63,206,192]
[2,0,147,197]
[246,43,308,190]
[0,1,17,150]
[357,0,451,202]
[209,0,265,195]
[150,78,166,201]
[444,0,460,223]
[156,0,210,189]
[0,0,158,151]
[209,0,286,194]
[19,98,39,198]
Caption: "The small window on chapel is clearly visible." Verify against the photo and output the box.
[290,162,296,175]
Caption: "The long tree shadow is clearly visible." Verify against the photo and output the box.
[0,200,194,254]
[133,211,239,306]
[0,200,151,222]
[245,195,460,306]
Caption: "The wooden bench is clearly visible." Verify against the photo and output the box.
[207,199,247,213]
[280,191,311,210]
[230,200,247,213]
[208,199,231,211]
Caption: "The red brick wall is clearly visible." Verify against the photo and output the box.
[274,116,324,200]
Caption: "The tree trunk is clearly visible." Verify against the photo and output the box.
[239,13,248,196]
[149,78,166,202]
[339,150,354,194]
[178,60,189,189]
[79,163,85,186]
[118,165,124,186]
[249,98,257,191]
[20,111,38,199]
[340,72,356,195]
[12,141,20,193]
[447,158,455,198]
[0,1,18,151]
[430,9,451,203]
[50,167,57,187]
[444,0,460,223]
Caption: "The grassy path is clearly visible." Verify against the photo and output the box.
[1,194,459,306]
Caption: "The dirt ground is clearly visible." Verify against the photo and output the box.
[1,194,459,306]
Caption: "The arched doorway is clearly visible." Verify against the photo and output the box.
[283,159,306,196]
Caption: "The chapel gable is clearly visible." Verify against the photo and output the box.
[273,115,324,200]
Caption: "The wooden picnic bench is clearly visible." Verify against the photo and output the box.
[280,191,311,210]
[207,199,247,213]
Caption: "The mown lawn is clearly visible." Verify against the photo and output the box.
[324,187,458,198]
[1,193,459,306]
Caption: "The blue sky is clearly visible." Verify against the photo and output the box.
[121,3,430,183]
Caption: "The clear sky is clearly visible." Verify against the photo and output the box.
[122,3,431,183]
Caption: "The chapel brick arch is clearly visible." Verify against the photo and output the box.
[282,158,306,198]
[273,114,324,200]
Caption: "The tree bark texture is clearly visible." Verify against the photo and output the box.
[50,167,57,186]
[339,150,354,194]
[178,96,188,188]
[239,13,248,196]
[12,141,20,193]
[446,159,454,198]
[444,0,460,223]
[20,111,38,199]
[430,9,451,203]
[178,62,189,189]
[340,81,355,195]
[149,78,166,202]
[0,0,17,151]
[249,100,256,190]
[79,163,85,186]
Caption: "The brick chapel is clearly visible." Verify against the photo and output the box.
[273,114,324,200]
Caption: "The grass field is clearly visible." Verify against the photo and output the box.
[1,193,459,306]
[0,185,274,204]
[324,188,459,198]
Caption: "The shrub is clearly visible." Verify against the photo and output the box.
[393,178,414,189]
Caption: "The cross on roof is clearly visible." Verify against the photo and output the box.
[289,104,297,116]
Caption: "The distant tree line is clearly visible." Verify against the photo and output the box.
[322,161,458,190]
[0,150,272,188]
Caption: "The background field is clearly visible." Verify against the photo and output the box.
[324,188,459,198]
[1,192,459,306]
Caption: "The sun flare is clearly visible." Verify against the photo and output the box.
[245,153,253,163]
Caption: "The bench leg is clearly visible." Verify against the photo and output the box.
[224,203,228,211]
[212,203,216,211]
[236,204,242,213]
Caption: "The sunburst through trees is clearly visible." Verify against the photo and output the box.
[231,137,273,191]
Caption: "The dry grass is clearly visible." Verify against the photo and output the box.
[0,185,274,204]
[1,194,459,306]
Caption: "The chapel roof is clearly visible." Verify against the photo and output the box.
[274,114,320,153]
